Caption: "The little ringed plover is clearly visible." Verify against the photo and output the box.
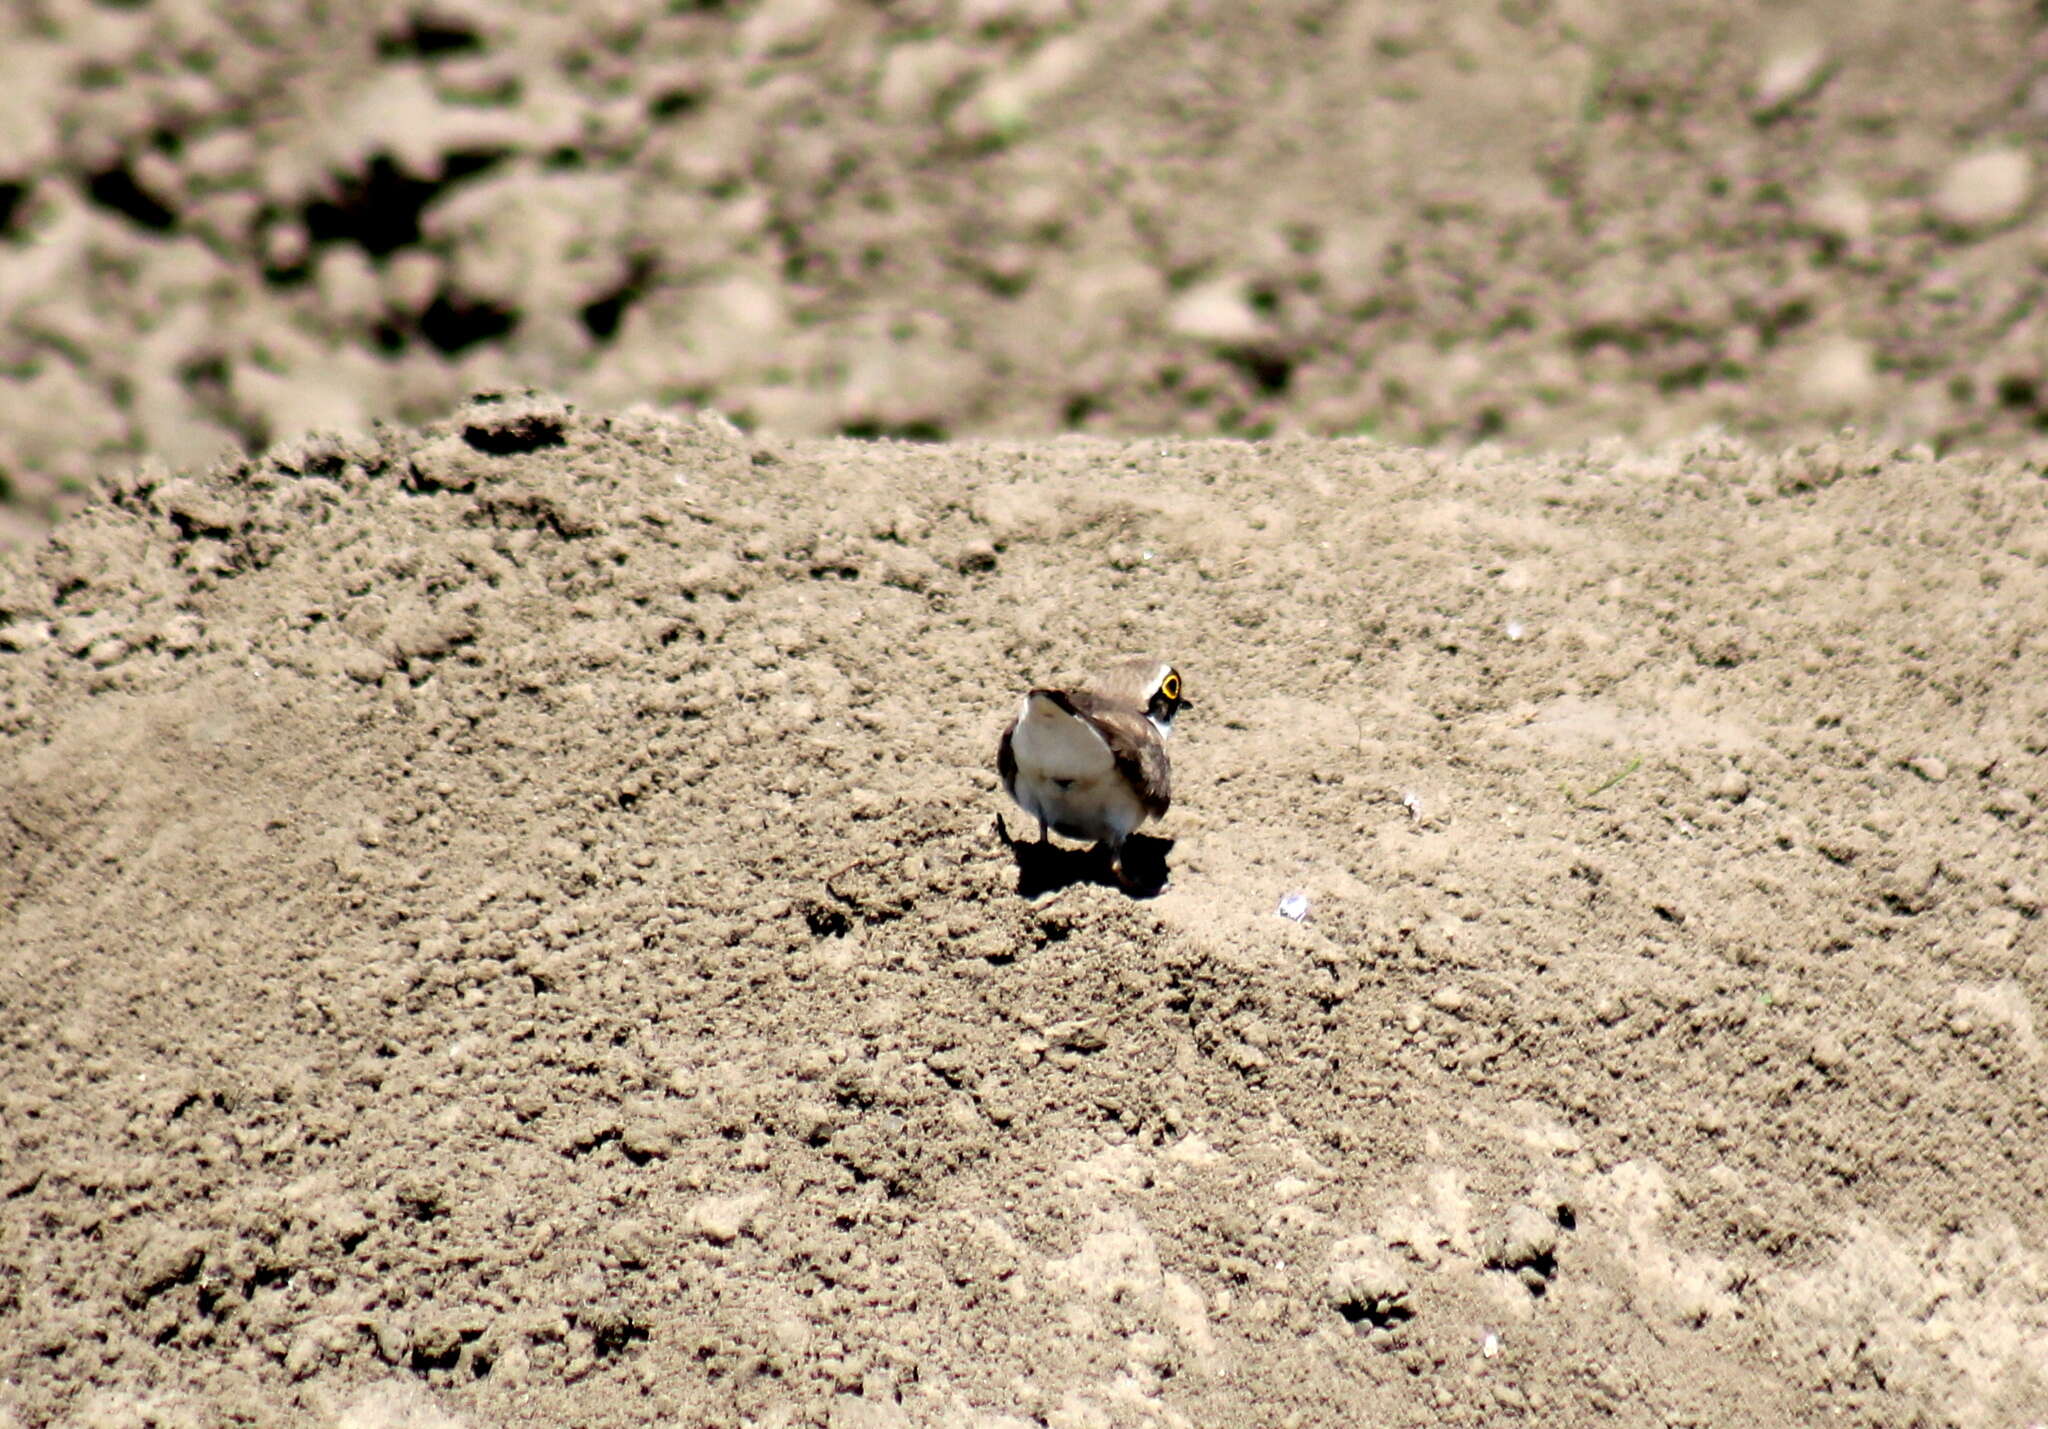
[996,656,1187,886]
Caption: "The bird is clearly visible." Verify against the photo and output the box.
[996,656,1187,888]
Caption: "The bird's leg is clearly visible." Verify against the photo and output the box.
[1105,839,1163,896]
[1038,819,1050,845]
[1096,839,1126,886]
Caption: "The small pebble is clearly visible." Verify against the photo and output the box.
[953,539,998,573]
[1751,42,1830,117]
[1803,180,1873,248]
[161,615,203,652]
[1323,1236,1409,1320]
[1489,1205,1558,1270]
[1984,788,2028,819]
[0,620,52,652]
[1167,280,1264,345]
[1907,756,1948,783]
[285,1330,326,1380]
[687,1191,767,1243]
[1931,148,2033,233]
[1800,336,1876,409]
[1277,891,1310,921]
[374,1319,409,1364]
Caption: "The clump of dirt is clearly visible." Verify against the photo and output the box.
[2,404,2043,1425]
[7,0,2048,546]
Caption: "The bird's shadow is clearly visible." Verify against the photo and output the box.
[994,817,1174,899]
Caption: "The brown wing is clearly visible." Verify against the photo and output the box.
[995,716,1020,800]
[1065,691,1171,820]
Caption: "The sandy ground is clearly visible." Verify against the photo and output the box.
[8,0,2048,544]
[4,0,2048,1426]
[1,401,2044,1426]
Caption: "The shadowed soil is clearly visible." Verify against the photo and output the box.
[2,403,2043,1426]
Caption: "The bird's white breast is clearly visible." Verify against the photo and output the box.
[1008,693,1147,845]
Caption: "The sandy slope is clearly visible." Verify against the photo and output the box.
[2,401,2043,1426]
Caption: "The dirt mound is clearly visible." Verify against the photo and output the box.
[8,0,2048,546]
[3,403,2043,1425]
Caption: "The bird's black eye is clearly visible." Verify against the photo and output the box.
[1160,671,1181,702]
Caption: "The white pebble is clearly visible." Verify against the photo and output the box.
[1800,336,1876,409]
[1167,280,1264,345]
[1804,180,1873,248]
[1931,148,2033,234]
[1751,42,1829,117]
[1277,891,1310,922]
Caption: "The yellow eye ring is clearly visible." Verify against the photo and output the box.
[1161,673,1181,700]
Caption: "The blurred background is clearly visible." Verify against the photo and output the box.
[3,0,2045,546]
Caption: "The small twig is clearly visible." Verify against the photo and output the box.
[1564,756,1642,806]
[823,858,872,905]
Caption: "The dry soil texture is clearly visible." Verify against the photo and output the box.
[10,0,2048,543]
[2,401,2046,1426]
